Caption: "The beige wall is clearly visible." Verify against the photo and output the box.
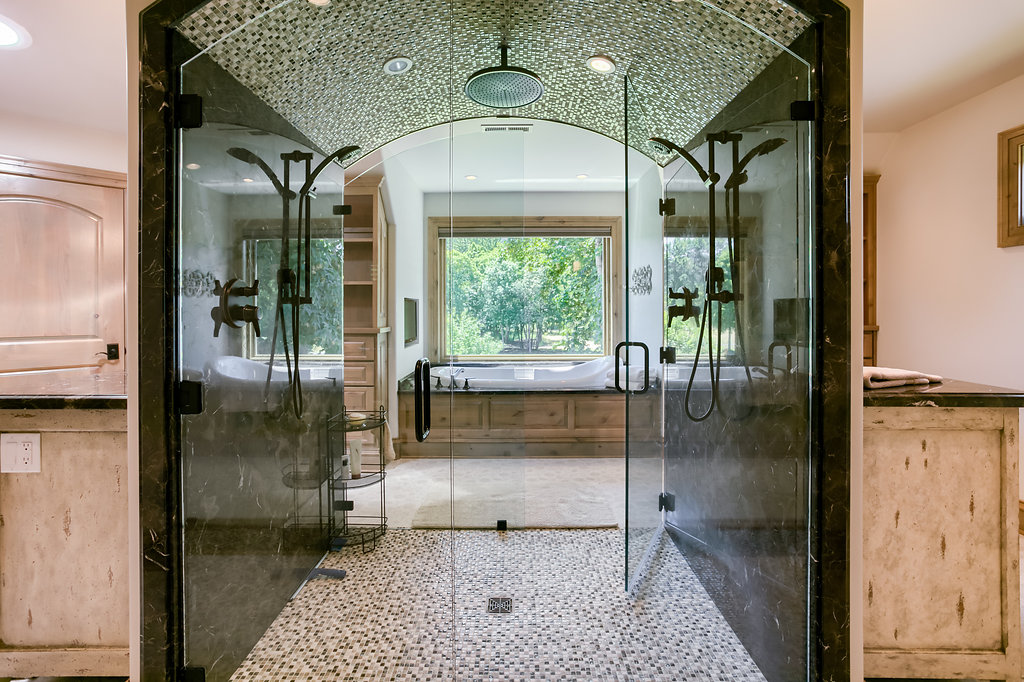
[0,111,127,174]
[873,72,1024,389]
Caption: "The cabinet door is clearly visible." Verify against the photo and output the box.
[0,171,124,380]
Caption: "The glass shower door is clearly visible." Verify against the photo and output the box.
[177,54,348,680]
[623,75,667,588]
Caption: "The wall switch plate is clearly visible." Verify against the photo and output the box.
[1,433,41,473]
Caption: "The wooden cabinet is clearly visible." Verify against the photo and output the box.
[864,174,879,366]
[863,406,1021,680]
[343,177,390,458]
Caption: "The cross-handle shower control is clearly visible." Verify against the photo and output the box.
[703,267,741,304]
[667,287,700,327]
[211,277,262,338]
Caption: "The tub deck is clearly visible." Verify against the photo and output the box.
[395,388,659,458]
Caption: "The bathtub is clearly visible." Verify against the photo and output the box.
[430,356,618,390]
[203,356,341,412]
[662,363,769,389]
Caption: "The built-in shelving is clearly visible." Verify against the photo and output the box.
[342,176,390,463]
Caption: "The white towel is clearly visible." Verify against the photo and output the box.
[604,366,647,389]
[864,366,943,390]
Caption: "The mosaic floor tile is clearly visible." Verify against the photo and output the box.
[231,529,764,681]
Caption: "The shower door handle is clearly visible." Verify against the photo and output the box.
[414,358,431,442]
[614,341,650,394]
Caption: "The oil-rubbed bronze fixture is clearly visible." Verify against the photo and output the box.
[210,277,260,337]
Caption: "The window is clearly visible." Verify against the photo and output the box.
[242,219,345,359]
[429,217,621,361]
[998,123,1024,248]
[663,216,758,360]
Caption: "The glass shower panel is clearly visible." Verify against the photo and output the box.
[655,38,815,682]
[448,115,528,668]
[177,57,348,680]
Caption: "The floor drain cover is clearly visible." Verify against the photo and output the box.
[487,597,512,613]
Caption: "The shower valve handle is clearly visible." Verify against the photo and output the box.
[667,287,700,327]
[237,304,262,337]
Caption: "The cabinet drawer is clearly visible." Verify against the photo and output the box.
[344,335,375,362]
[344,385,375,412]
[344,362,372,386]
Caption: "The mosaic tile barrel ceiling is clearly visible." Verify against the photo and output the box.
[177,0,812,165]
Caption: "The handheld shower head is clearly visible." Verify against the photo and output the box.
[299,145,361,196]
[725,138,787,189]
[649,137,719,187]
[226,146,295,198]
[226,147,261,165]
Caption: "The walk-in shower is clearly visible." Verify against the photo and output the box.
[137,0,853,680]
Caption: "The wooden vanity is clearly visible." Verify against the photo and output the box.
[863,380,1024,680]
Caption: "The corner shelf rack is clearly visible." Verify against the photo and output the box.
[327,406,387,552]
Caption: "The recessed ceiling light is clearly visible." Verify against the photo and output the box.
[464,174,478,181]
[383,56,413,76]
[242,177,254,183]
[586,55,615,74]
[576,173,589,179]
[307,0,330,6]
[185,163,201,170]
[0,14,32,50]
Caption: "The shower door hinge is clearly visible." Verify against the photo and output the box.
[175,380,204,415]
[659,346,676,364]
[658,492,675,512]
[790,100,817,121]
[174,94,203,129]
[181,666,206,682]
[658,197,676,216]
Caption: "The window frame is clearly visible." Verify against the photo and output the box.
[427,216,623,363]
[998,123,1024,248]
[663,214,760,364]
[238,217,347,362]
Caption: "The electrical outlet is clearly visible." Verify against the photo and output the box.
[1,433,40,473]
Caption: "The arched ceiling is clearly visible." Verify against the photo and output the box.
[176,0,812,165]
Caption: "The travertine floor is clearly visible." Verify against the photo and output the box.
[230,529,765,681]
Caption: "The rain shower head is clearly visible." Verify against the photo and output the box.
[465,44,543,109]
[226,146,295,198]
[649,137,718,187]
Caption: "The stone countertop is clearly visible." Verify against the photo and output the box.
[863,378,1024,408]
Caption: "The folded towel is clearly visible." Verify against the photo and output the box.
[604,366,647,389]
[864,366,943,390]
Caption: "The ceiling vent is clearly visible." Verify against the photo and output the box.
[481,124,533,133]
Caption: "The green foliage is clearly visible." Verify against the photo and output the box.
[445,236,604,356]
[447,310,503,355]
[664,236,737,356]
[253,237,346,356]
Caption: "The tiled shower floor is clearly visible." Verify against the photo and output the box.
[230,529,765,681]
